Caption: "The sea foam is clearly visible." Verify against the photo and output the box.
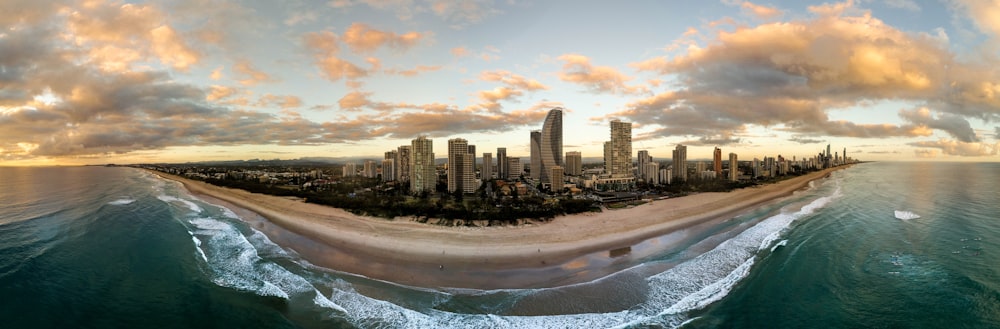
[107,198,136,205]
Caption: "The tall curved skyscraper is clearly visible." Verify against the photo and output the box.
[540,108,563,186]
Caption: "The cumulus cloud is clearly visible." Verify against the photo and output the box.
[898,108,978,142]
[613,1,999,143]
[66,1,201,71]
[909,139,999,157]
[557,54,647,95]
[725,0,784,19]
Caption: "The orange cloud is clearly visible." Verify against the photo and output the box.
[910,139,999,157]
[341,22,425,54]
[233,59,276,86]
[557,54,646,95]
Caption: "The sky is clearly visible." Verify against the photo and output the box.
[1,0,1000,166]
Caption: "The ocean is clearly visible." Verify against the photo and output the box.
[0,162,997,328]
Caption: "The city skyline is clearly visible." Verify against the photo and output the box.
[2,0,1000,166]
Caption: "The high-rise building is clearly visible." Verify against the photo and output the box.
[383,150,397,181]
[467,145,476,173]
[342,162,357,177]
[729,153,739,181]
[637,150,652,182]
[530,130,541,180]
[603,141,612,174]
[713,147,722,176]
[550,166,564,191]
[540,108,563,187]
[508,158,522,178]
[645,162,661,185]
[363,160,377,178]
[672,144,687,181]
[497,147,508,179]
[607,120,632,177]
[381,159,394,181]
[565,151,582,176]
[482,153,493,180]
[396,145,411,183]
[448,138,476,194]
[409,137,435,193]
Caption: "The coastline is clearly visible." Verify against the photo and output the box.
[147,165,850,288]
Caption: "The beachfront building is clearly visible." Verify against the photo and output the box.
[729,153,739,182]
[645,162,660,185]
[564,151,582,176]
[410,137,435,193]
[606,120,632,177]
[672,144,688,182]
[396,145,411,183]
[448,138,476,194]
[497,147,508,179]
[540,108,563,187]
[713,147,722,176]
[637,150,652,182]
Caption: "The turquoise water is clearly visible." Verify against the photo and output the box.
[0,163,997,328]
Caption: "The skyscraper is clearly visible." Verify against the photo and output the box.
[383,150,397,181]
[497,147,508,179]
[637,150,652,182]
[607,120,632,177]
[565,151,582,176]
[381,159,394,181]
[467,144,476,174]
[396,145,410,183]
[448,138,476,193]
[410,137,435,193]
[672,144,687,181]
[363,160,377,178]
[729,153,739,182]
[482,152,493,180]
[540,108,563,187]
[530,130,541,180]
[713,147,722,176]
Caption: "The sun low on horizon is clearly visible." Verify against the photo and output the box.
[1,0,999,167]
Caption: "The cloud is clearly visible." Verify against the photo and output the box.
[341,22,425,54]
[614,2,1000,143]
[66,1,201,71]
[898,108,978,142]
[725,0,784,20]
[789,136,825,144]
[385,65,442,77]
[451,46,470,57]
[909,139,999,156]
[914,149,938,158]
[479,70,549,91]
[951,0,1000,39]
[557,54,647,95]
[233,59,276,86]
[256,94,303,109]
[429,0,500,28]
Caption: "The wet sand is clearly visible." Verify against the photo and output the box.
[148,166,848,288]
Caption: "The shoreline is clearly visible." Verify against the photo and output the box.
[147,165,850,289]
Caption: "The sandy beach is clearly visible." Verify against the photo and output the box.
[150,166,848,288]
